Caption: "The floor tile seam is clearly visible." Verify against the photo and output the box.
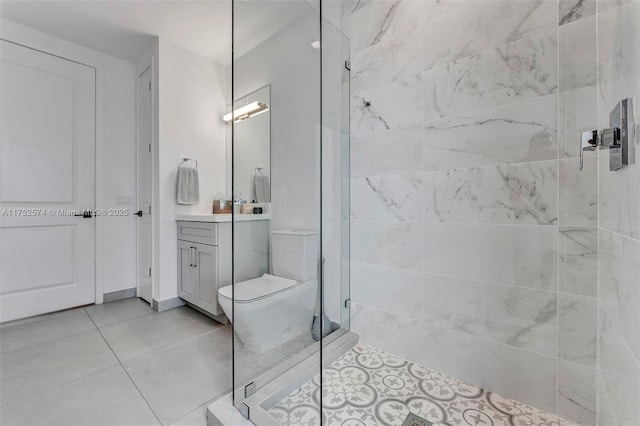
[107,324,228,364]
[0,363,119,410]
[85,307,163,425]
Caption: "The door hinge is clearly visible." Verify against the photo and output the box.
[345,298,351,308]
[245,382,256,397]
[239,402,250,419]
[344,60,351,71]
[149,267,151,277]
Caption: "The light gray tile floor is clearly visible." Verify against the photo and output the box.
[0,299,230,426]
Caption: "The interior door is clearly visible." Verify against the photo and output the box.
[0,40,96,322]
[136,66,153,303]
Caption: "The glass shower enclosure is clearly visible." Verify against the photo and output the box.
[228,0,351,421]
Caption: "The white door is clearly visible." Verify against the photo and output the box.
[136,67,152,303]
[0,40,96,322]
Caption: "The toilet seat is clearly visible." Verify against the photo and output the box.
[218,274,297,303]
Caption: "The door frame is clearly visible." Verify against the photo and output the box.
[135,58,155,303]
[1,19,106,304]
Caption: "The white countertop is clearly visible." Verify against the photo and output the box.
[175,213,271,223]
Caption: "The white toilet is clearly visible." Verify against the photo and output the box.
[218,230,318,354]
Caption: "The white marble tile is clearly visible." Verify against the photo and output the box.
[559,227,598,297]
[423,0,556,70]
[0,308,94,354]
[0,366,160,426]
[351,174,422,221]
[598,230,640,362]
[558,294,597,367]
[559,156,597,227]
[557,360,597,425]
[423,160,558,225]
[351,221,422,270]
[421,323,558,414]
[597,372,618,426]
[422,274,557,356]
[341,0,422,52]
[560,0,597,25]
[559,15,597,91]
[351,303,422,364]
[351,127,422,178]
[351,261,423,321]
[423,0,467,20]
[423,95,558,171]
[559,85,598,158]
[598,308,640,425]
[423,29,558,121]
[423,223,558,290]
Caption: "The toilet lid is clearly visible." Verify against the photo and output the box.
[218,274,297,303]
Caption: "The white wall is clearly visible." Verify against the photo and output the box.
[155,39,227,302]
[1,19,138,297]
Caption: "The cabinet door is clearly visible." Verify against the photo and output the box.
[178,241,196,301]
[194,243,220,315]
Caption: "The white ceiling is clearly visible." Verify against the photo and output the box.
[0,0,310,65]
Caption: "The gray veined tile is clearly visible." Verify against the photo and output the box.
[423,95,558,171]
[350,303,422,364]
[559,15,597,91]
[598,308,640,425]
[0,328,118,406]
[351,221,422,271]
[422,0,556,70]
[351,174,422,222]
[99,306,221,360]
[423,223,558,291]
[558,293,597,367]
[341,0,422,52]
[422,274,558,356]
[598,230,640,362]
[0,307,94,354]
[0,366,160,426]
[423,160,558,225]
[558,85,598,158]
[557,360,597,426]
[421,323,558,414]
[559,156,597,227]
[122,328,232,425]
[84,297,154,328]
[559,227,598,297]
[423,29,558,121]
[559,0,596,26]
[351,127,422,178]
[351,261,423,321]
[597,372,618,426]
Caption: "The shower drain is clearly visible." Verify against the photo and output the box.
[401,413,432,426]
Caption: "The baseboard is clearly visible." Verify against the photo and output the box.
[103,287,136,303]
[152,297,186,312]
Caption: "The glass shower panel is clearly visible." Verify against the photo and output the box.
[231,0,322,414]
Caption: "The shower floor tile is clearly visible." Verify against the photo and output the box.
[269,344,575,426]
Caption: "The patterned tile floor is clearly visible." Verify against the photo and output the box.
[269,344,576,426]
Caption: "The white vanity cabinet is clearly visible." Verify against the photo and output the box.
[177,221,231,318]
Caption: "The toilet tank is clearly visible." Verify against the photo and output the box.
[271,230,318,281]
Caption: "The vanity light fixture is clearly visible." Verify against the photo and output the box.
[223,101,269,123]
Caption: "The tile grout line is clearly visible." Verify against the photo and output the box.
[83,307,164,426]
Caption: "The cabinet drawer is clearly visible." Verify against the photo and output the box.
[177,221,218,246]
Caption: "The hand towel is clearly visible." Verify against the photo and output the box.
[254,168,270,202]
[177,161,199,205]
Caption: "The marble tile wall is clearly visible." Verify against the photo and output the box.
[342,0,640,424]
[595,1,640,425]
